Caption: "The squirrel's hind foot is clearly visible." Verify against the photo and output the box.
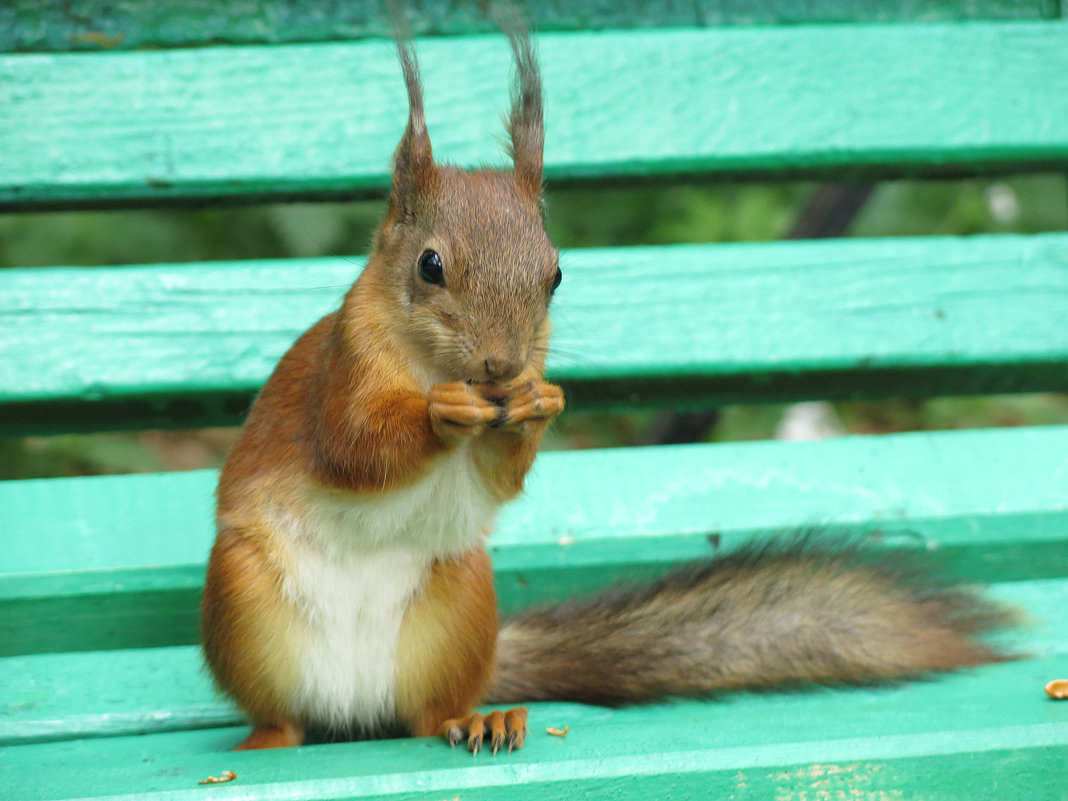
[233,720,304,750]
[440,707,528,755]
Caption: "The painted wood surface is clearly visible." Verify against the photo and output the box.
[3,22,1068,209]
[3,426,1066,655]
[4,233,1068,434]
[4,640,1067,797]
[1,577,1061,747]
[2,0,1056,52]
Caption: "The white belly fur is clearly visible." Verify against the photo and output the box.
[273,443,498,733]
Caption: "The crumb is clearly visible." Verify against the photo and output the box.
[198,770,237,785]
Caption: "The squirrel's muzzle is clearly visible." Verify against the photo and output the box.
[482,355,524,382]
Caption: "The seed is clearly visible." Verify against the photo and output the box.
[1044,679,1068,699]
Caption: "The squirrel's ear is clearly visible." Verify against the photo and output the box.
[502,20,544,201]
[390,37,436,218]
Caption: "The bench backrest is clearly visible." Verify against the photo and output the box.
[3,6,1067,433]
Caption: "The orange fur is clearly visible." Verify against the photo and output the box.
[472,428,541,501]
[200,525,304,729]
[234,721,304,751]
[203,272,561,748]
[395,548,499,736]
[471,331,561,500]
[307,296,449,493]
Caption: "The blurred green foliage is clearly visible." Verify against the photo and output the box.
[7,174,1062,272]
[1,174,1066,478]
[0,434,170,478]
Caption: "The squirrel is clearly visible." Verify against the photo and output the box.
[200,21,1013,755]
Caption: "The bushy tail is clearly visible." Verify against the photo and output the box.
[488,539,1015,705]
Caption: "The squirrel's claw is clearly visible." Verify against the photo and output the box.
[443,720,465,748]
[495,381,564,433]
[468,716,484,756]
[439,707,528,756]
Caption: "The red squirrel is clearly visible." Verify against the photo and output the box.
[200,22,1011,755]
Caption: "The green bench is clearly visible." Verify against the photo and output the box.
[2,2,1067,798]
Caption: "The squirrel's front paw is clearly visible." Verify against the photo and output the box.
[429,381,500,442]
[489,380,565,435]
[440,707,528,755]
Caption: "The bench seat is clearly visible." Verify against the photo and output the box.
[4,425,1067,655]
[5,615,1066,799]
[3,576,1063,748]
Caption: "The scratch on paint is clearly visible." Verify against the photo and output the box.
[771,762,903,801]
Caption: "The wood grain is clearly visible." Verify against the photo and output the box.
[3,233,1066,433]
[3,22,1067,209]
[2,0,1055,52]
[3,425,1066,654]
[2,613,1065,796]
[2,577,1060,746]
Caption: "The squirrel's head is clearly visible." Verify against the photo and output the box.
[363,23,560,385]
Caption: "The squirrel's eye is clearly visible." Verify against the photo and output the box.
[550,266,562,294]
[418,250,445,286]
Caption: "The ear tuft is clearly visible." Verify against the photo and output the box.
[497,10,544,201]
[390,10,436,218]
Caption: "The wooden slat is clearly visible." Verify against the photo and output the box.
[0,646,241,745]
[3,426,1066,655]
[1,577,1060,747]
[3,233,1068,435]
[3,22,1068,210]
[1,0,1054,53]
[4,646,1067,799]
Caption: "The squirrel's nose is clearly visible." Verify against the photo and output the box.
[483,356,523,382]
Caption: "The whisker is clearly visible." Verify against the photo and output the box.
[545,352,598,370]
[375,353,437,385]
